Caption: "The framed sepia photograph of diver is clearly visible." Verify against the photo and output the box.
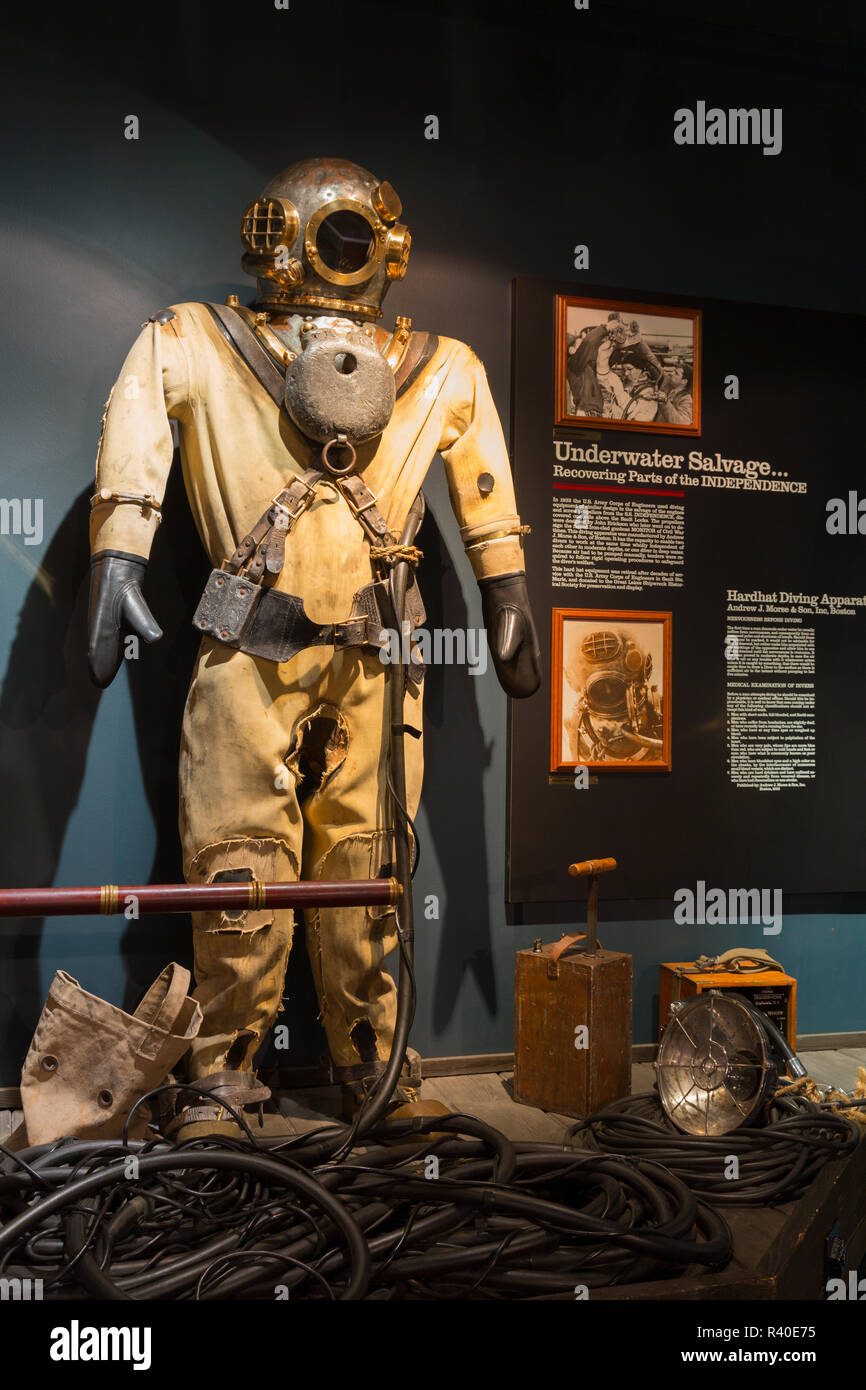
[550,608,672,772]
[554,295,701,435]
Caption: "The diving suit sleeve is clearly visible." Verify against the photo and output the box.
[437,344,527,582]
[89,311,190,561]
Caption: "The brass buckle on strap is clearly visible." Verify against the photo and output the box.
[278,477,318,522]
[340,481,378,518]
[333,615,371,647]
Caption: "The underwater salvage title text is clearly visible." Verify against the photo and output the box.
[553,441,806,493]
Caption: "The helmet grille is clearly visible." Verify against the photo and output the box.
[582,631,620,663]
[241,198,289,252]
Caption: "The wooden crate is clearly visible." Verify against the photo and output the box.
[514,942,632,1119]
[659,961,797,1049]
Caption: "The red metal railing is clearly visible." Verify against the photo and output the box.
[0,879,401,918]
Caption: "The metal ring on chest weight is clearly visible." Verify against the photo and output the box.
[321,435,358,476]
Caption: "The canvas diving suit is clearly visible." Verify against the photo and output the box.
[88,158,540,1115]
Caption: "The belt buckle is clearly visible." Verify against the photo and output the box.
[279,477,318,522]
[341,481,377,517]
[335,614,370,647]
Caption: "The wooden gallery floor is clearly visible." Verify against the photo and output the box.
[2,1049,864,1300]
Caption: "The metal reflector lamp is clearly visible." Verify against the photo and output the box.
[655,990,806,1136]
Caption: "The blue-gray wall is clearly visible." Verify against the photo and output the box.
[0,3,864,1078]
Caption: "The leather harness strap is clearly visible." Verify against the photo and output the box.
[164,1069,272,1137]
[336,474,397,549]
[394,331,439,398]
[192,301,430,670]
[202,301,415,565]
[224,466,324,578]
[204,302,286,407]
[204,302,439,412]
[222,470,396,584]
[333,1053,422,1086]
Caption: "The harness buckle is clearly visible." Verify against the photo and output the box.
[334,615,370,647]
[341,482,378,518]
[278,476,318,522]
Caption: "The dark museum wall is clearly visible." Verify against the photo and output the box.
[0,0,863,1079]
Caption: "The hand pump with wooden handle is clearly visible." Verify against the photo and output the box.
[567,857,617,955]
[514,855,631,1117]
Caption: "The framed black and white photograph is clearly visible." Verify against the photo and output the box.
[551,608,672,772]
[555,295,701,435]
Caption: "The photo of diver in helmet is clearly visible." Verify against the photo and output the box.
[552,610,672,771]
[558,296,700,435]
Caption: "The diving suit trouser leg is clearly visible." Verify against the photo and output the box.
[179,643,423,1081]
[301,658,424,1072]
[186,906,294,1080]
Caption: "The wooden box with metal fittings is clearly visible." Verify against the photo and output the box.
[513,858,632,1119]
[659,958,797,1048]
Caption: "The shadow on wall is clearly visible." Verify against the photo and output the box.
[0,480,99,1071]
[116,462,208,985]
[415,502,497,1035]
[0,460,207,1077]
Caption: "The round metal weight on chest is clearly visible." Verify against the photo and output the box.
[283,329,396,445]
